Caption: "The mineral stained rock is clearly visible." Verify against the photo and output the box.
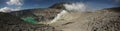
[9,8,62,23]
[0,12,57,31]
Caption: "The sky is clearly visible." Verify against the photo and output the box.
[0,0,120,10]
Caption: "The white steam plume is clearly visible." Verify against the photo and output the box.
[63,3,86,12]
[49,3,86,24]
[0,0,23,12]
[49,10,68,24]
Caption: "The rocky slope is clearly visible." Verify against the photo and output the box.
[49,7,120,31]
[49,2,69,9]
[0,2,120,31]
[9,8,62,23]
[0,2,66,31]
[0,3,64,31]
[0,12,57,31]
[7,2,66,24]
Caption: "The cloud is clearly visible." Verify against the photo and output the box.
[0,7,13,12]
[6,0,23,6]
[63,3,86,12]
[0,0,23,12]
[0,7,21,12]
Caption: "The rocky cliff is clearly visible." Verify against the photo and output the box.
[0,12,58,31]
[9,8,62,23]
[49,7,120,31]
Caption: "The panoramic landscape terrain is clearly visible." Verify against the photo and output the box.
[0,0,120,31]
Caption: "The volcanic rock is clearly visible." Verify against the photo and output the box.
[0,12,57,31]
[9,8,62,23]
[49,2,70,9]
[49,7,120,31]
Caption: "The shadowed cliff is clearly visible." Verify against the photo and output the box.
[0,12,57,31]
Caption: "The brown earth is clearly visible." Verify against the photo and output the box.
[48,7,120,31]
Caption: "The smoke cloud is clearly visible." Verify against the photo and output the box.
[0,0,23,12]
[63,3,86,12]
[49,3,87,24]
[49,10,68,24]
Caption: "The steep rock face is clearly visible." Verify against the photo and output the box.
[49,7,120,31]
[0,12,26,24]
[49,2,70,9]
[9,8,62,22]
[8,2,69,24]
[0,12,56,31]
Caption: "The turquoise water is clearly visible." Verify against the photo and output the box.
[21,17,38,24]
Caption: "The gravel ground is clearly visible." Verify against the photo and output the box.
[49,7,120,31]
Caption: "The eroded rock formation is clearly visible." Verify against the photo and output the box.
[49,7,120,31]
[0,12,57,31]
